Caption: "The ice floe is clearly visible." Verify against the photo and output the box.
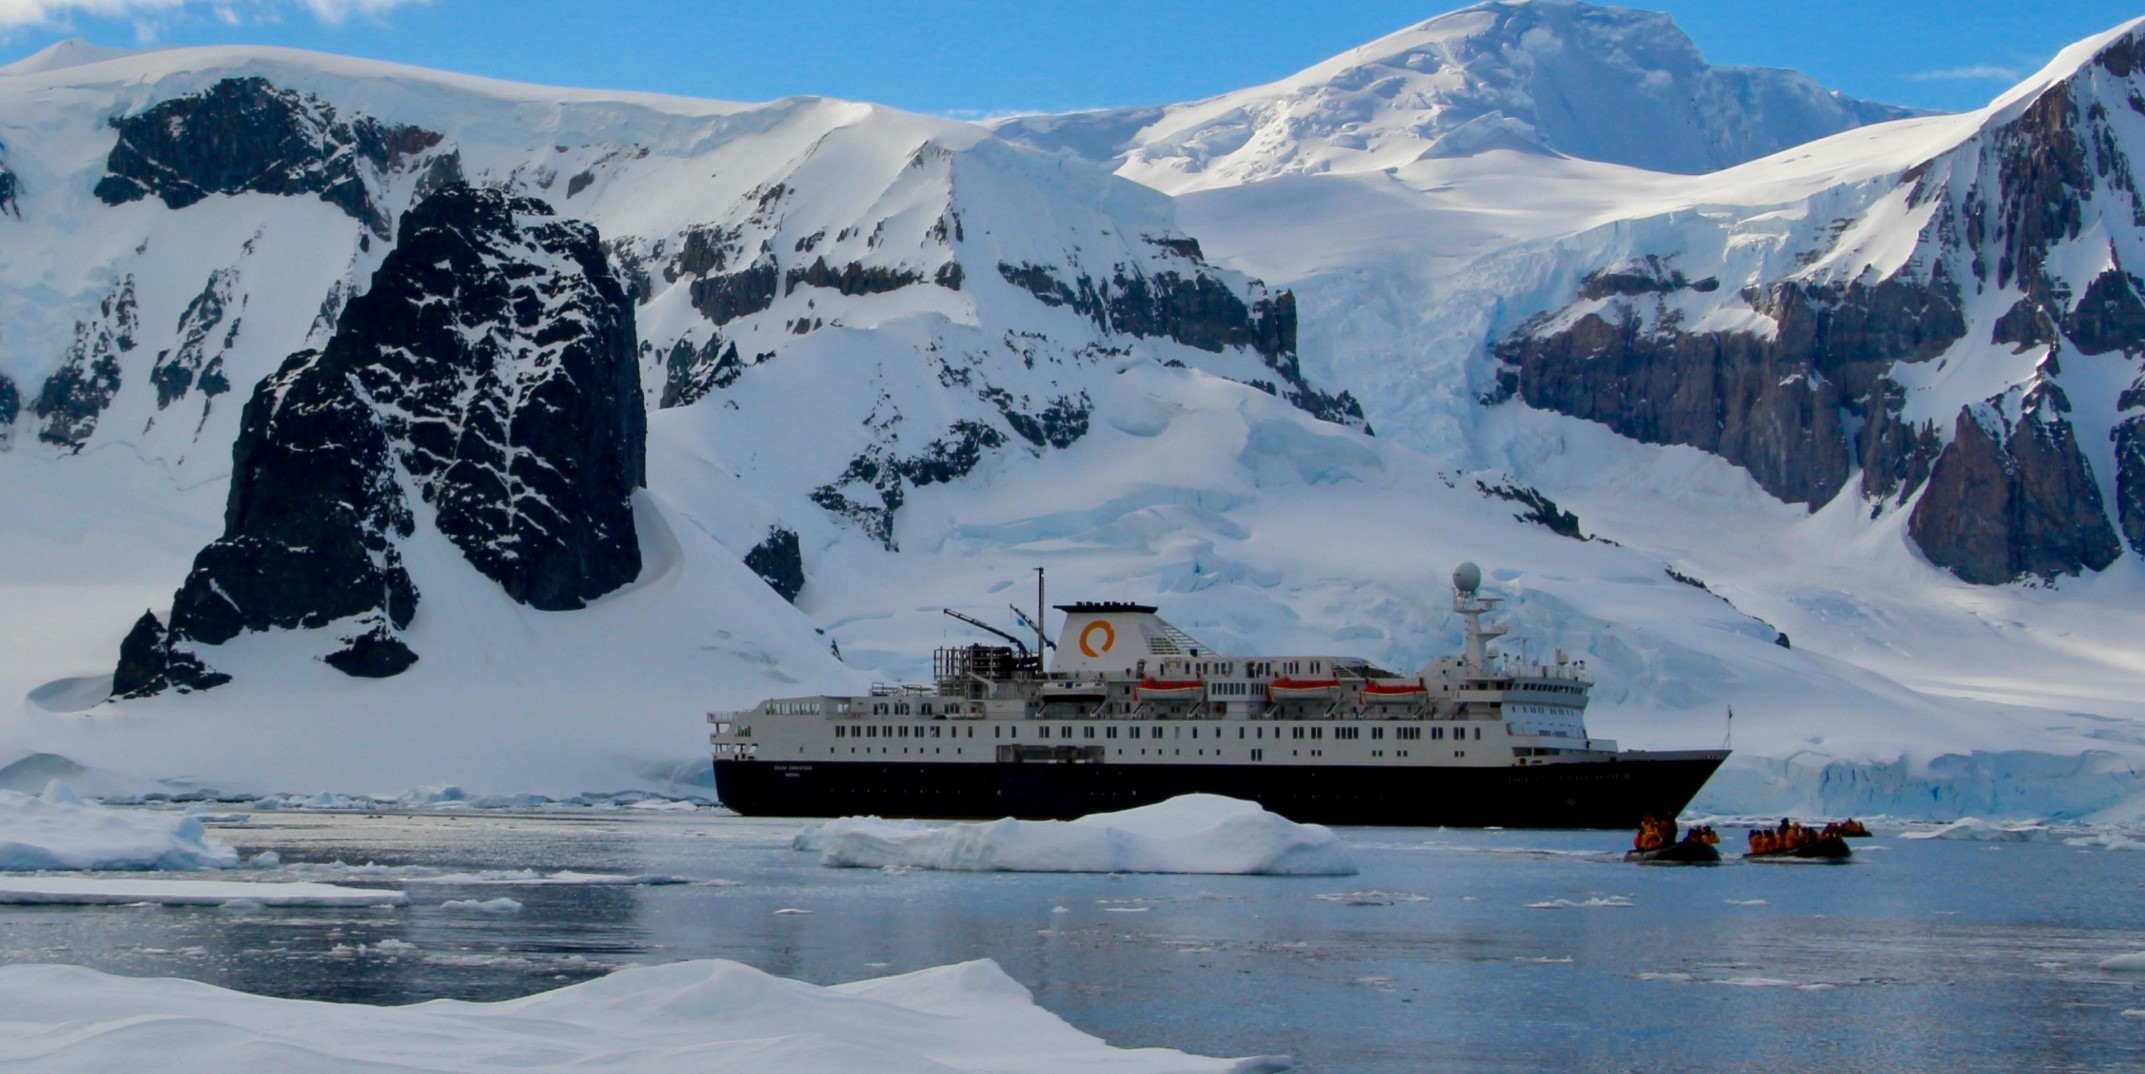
[441,897,524,914]
[0,781,238,871]
[0,958,1286,1073]
[1901,818,2053,842]
[0,876,408,907]
[2098,952,2145,972]
[800,795,1356,876]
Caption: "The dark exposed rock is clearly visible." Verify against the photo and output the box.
[1854,379,1943,504]
[566,169,596,198]
[688,260,779,326]
[0,372,18,449]
[1477,480,1586,539]
[324,184,646,610]
[995,391,1090,450]
[112,610,229,698]
[1497,267,1967,508]
[2115,415,2145,557]
[783,256,923,297]
[0,155,17,218]
[134,183,647,694]
[1144,235,1204,260]
[152,268,242,410]
[1577,256,1718,301]
[165,345,420,648]
[669,224,741,280]
[658,334,741,409]
[94,77,443,237]
[34,277,138,450]
[1987,84,2091,291]
[811,421,1007,549]
[323,623,420,678]
[934,260,965,290]
[1992,296,2059,351]
[996,261,1365,429]
[744,527,805,603]
[1908,390,2122,584]
[2064,266,2145,354]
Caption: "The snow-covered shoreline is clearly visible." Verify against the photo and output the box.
[0,958,1289,1074]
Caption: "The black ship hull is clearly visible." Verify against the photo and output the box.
[713,749,1728,829]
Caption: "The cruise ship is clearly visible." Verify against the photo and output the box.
[708,564,1727,828]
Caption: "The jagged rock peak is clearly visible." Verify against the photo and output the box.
[118,183,646,694]
[338,183,646,610]
[93,76,449,237]
[990,0,1920,191]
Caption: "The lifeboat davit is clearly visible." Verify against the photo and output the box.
[1267,677,1341,699]
[1135,678,1206,699]
[1360,679,1428,699]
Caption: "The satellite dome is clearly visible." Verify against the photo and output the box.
[1453,561,1482,594]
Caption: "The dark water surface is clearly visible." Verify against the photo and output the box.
[2,811,2142,1073]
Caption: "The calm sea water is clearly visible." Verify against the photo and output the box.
[1,811,2141,1073]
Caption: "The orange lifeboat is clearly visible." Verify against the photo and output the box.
[1267,677,1341,700]
[1360,679,1428,700]
[1135,678,1205,699]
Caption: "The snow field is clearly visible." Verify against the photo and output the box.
[0,958,1290,1074]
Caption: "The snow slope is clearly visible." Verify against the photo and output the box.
[0,958,1285,1073]
[989,0,1919,193]
[0,16,2140,820]
[1164,18,2145,819]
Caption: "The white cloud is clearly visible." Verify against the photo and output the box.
[0,0,425,30]
[1904,64,2024,83]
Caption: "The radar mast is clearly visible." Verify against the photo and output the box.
[1452,561,1507,672]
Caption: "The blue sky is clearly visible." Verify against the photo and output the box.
[0,0,2136,117]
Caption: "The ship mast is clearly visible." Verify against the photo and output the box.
[1451,561,1507,672]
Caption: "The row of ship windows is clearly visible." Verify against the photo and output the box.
[829,723,1484,742]
[825,746,1435,760]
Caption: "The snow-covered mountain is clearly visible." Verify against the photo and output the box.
[2,9,2143,822]
[989,0,1919,192]
[1157,15,2145,820]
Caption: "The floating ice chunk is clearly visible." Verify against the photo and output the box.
[441,897,524,914]
[773,907,813,915]
[0,876,408,907]
[1724,898,1770,906]
[1900,818,2051,842]
[0,958,1282,1072]
[810,795,1356,876]
[0,782,239,871]
[1527,896,1634,909]
[2098,952,2145,972]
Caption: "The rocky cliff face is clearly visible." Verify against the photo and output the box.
[119,184,645,692]
[1492,26,2145,585]
[32,278,137,451]
[94,76,448,237]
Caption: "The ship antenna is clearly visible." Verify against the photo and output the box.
[1035,567,1047,670]
[1724,705,1734,749]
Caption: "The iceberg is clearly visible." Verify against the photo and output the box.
[0,781,239,871]
[0,958,1288,1073]
[804,794,1357,876]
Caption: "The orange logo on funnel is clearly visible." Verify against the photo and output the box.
[1078,620,1116,658]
